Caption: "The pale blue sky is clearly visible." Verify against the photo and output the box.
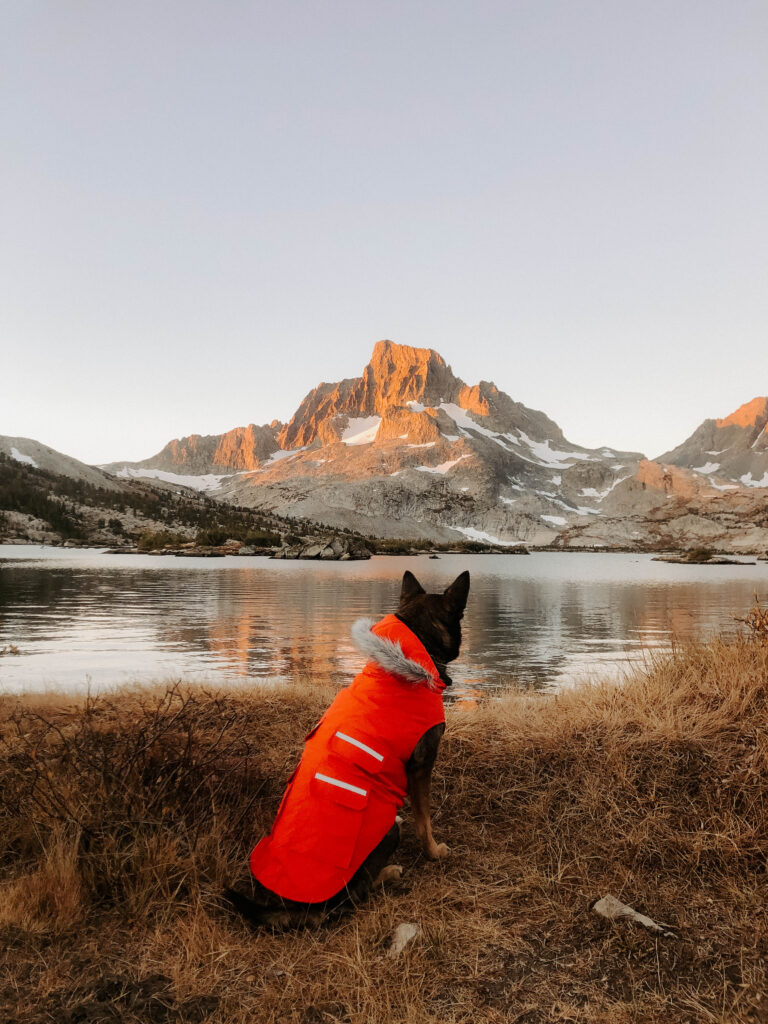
[2,1,766,464]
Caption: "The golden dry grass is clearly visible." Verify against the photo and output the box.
[1,639,767,1023]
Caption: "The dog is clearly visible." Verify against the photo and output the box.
[224,568,470,928]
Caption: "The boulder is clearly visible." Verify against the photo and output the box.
[271,536,371,561]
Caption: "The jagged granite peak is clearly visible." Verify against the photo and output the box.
[277,340,462,449]
[277,340,567,450]
[659,396,768,487]
[366,339,459,408]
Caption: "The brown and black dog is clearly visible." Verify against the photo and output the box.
[224,568,469,927]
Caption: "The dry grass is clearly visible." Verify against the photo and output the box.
[1,639,767,1023]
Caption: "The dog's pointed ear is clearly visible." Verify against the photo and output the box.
[400,570,425,604]
[443,571,470,613]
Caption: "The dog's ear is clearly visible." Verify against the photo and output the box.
[400,570,425,604]
[443,571,470,614]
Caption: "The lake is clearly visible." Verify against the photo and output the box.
[0,545,765,699]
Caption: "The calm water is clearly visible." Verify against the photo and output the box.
[0,545,766,698]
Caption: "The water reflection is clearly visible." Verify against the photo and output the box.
[0,547,765,696]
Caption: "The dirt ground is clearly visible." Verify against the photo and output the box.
[1,637,767,1023]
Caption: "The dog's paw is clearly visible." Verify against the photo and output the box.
[375,864,405,886]
[431,842,450,860]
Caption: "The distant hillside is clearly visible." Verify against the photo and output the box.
[0,450,319,550]
[0,436,122,491]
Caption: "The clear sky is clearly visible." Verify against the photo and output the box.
[2,1,766,464]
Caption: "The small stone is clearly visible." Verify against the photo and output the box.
[592,894,675,937]
[387,922,420,958]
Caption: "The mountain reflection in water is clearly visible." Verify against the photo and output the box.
[0,547,765,697]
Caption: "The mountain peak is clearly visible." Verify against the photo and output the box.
[368,338,446,367]
[275,340,463,449]
[363,339,460,412]
[716,397,768,431]
[660,394,768,485]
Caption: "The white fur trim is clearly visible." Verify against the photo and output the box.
[350,618,439,689]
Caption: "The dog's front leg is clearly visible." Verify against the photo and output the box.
[406,723,449,860]
[408,770,449,859]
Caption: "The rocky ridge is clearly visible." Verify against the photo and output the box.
[127,422,281,474]
[12,342,768,552]
[659,397,768,488]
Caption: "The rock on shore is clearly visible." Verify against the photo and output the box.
[271,537,372,560]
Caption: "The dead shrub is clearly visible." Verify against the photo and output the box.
[735,592,768,645]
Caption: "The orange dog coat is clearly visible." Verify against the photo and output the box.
[249,614,446,903]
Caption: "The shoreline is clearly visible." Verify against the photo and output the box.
[1,540,765,558]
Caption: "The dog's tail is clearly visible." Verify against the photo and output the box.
[222,887,302,930]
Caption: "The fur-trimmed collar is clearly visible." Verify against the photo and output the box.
[350,617,440,690]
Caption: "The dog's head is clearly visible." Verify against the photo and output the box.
[395,570,470,687]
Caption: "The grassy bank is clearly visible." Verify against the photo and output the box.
[1,640,767,1023]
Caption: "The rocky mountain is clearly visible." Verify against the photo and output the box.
[9,345,768,552]
[107,341,650,545]
[131,422,281,474]
[658,397,768,488]
[103,341,768,550]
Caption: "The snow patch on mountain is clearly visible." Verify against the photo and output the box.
[342,416,382,445]
[740,471,768,487]
[580,475,631,501]
[266,447,307,464]
[708,478,738,491]
[692,462,720,474]
[415,455,470,475]
[10,447,37,468]
[115,467,233,492]
[438,403,517,448]
[452,525,516,546]
[518,432,595,469]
